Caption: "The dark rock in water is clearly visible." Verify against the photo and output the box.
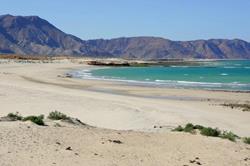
[87,60,130,66]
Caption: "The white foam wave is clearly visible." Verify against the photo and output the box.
[69,69,250,91]
[223,66,236,69]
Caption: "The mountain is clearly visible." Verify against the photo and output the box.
[1,14,250,59]
[86,37,250,59]
[0,14,87,55]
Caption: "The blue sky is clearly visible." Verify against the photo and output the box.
[0,0,250,41]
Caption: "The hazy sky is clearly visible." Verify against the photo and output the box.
[1,0,250,41]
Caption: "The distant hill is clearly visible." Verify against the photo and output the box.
[1,14,250,59]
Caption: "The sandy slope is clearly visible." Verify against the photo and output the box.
[0,121,249,166]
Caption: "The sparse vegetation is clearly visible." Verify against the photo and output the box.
[2,111,86,127]
[221,103,250,112]
[183,123,196,133]
[48,111,69,120]
[23,115,45,126]
[47,111,86,126]
[220,131,238,142]
[243,137,250,144]
[7,112,23,121]
[200,127,221,137]
[193,125,204,130]
[172,125,184,132]
[172,123,240,142]
[172,123,204,133]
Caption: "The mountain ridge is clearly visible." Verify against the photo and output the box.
[1,14,250,59]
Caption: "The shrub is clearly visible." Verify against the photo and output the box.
[220,131,238,142]
[172,125,184,132]
[23,115,45,126]
[183,123,195,133]
[222,103,250,112]
[7,112,23,121]
[200,127,221,137]
[172,123,198,133]
[48,111,68,120]
[194,125,204,130]
[243,137,250,144]
[172,123,243,142]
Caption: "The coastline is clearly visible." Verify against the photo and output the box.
[0,59,250,135]
[70,59,250,92]
[68,67,250,93]
[1,58,250,165]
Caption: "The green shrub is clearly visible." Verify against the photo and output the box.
[48,111,68,120]
[23,115,45,126]
[183,123,195,133]
[220,131,238,142]
[172,123,244,142]
[243,137,250,144]
[172,125,184,132]
[194,125,204,130]
[200,127,221,137]
[172,123,199,133]
[7,112,23,121]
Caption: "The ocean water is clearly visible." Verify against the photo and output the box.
[71,60,250,91]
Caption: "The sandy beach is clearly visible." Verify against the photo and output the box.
[0,59,250,165]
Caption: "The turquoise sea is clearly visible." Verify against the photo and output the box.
[71,60,250,91]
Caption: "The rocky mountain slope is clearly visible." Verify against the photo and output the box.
[1,14,250,59]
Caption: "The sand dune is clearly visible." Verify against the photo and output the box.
[0,120,249,166]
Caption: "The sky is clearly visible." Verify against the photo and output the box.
[0,0,250,41]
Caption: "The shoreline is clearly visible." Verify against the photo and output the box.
[68,66,250,93]
[0,59,250,136]
[1,58,250,165]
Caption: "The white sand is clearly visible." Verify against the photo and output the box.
[0,121,249,166]
[0,59,250,165]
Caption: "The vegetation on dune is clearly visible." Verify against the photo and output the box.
[172,123,239,142]
[48,111,69,120]
[172,123,204,134]
[47,111,86,126]
[172,125,184,132]
[221,103,250,112]
[23,115,45,126]
[7,112,23,121]
[5,112,45,125]
[220,131,239,142]
[3,111,73,126]
[243,137,250,144]
[2,112,249,144]
[200,127,221,137]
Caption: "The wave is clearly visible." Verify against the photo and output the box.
[69,69,250,91]
[223,66,237,69]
